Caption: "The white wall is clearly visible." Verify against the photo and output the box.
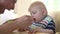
[15,0,57,18]
[14,0,32,17]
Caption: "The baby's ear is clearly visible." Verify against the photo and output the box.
[43,9,47,16]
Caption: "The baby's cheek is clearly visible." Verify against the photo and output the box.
[36,17,41,21]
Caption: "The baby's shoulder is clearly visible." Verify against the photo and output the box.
[42,15,55,25]
[44,16,53,21]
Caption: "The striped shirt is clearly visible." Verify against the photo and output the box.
[29,15,55,33]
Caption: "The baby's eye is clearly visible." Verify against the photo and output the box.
[32,12,36,14]
[32,11,37,14]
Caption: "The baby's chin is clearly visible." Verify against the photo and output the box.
[35,20,42,22]
[35,21,40,23]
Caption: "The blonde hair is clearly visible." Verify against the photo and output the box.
[28,1,47,17]
[29,1,47,11]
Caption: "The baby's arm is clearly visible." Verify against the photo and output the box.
[28,21,55,34]
[31,28,54,34]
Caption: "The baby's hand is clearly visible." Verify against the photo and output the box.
[31,27,43,34]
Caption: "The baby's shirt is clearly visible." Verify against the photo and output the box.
[29,15,55,33]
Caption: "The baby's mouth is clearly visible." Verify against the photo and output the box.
[33,18,36,22]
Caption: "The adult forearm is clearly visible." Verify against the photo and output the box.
[0,21,17,34]
[0,15,33,34]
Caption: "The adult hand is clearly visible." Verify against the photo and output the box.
[15,15,33,31]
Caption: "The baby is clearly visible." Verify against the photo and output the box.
[28,1,55,34]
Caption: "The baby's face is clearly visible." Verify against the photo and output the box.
[29,6,44,22]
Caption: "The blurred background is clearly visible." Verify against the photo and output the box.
[0,0,60,33]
